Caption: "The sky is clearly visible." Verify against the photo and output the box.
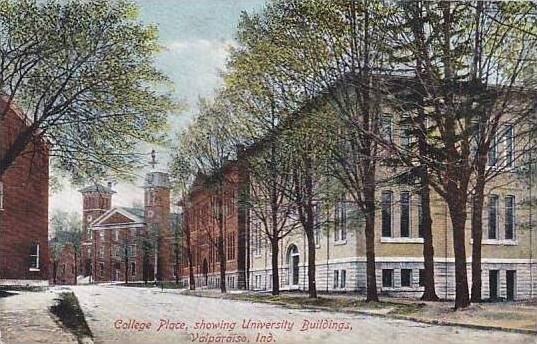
[49,0,265,215]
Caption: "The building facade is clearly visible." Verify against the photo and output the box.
[0,98,49,286]
[180,113,536,301]
[179,163,249,289]
[80,171,178,283]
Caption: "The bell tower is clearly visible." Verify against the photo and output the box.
[79,182,115,277]
[144,150,172,281]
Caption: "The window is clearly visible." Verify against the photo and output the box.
[340,270,347,288]
[253,223,261,256]
[417,196,424,238]
[313,203,322,245]
[334,200,347,242]
[505,195,515,240]
[400,192,411,237]
[401,269,412,287]
[227,232,235,260]
[0,181,3,210]
[381,191,393,237]
[99,247,104,258]
[380,116,393,143]
[99,230,104,240]
[382,269,394,287]
[488,133,498,166]
[419,269,425,287]
[99,263,104,278]
[333,270,339,289]
[30,243,40,270]
[504,124,514,168]
[115,229,119,241]
[400,118,412,150]
[131,262,136,276]
[488,195,499,239]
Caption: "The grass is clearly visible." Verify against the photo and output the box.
[184,290,423,316]
[50,292,93,344]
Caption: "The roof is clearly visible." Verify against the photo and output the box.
[120,207,145,220]
[79,183,116,194]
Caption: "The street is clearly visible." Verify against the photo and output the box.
[71,286,536,344]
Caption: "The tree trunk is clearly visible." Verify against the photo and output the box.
[364,174,378,302]
[74,251,78,285]
[271,239,280,296]
[218,192,227,293]
[306,225,317,298]
[419,166,439,301]
[447,195,470,309]
[471,174,485,302]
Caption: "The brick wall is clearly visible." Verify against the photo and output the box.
[0,101,49,283]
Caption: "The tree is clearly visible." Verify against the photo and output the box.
[231,0,398,302]
[0,0,175,182]
[50,210,82,284]
[171,96,241,293]
[388,1,536,307]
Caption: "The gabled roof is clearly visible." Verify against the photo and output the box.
[90,207,144,228]
[79,183,115,194]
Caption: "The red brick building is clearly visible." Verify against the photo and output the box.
[180,162,249,289]
[0,98,49,286]
[80,171,178,283]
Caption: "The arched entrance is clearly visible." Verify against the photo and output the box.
[287,245,299,287]
[202,258,208,286]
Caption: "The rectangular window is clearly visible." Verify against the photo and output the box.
[382,269,394,288]
[505,195,515,240]
[333,270,339,289]
[488,195,499,239]
[314,203,321,245]
[400,192,411,237]
[29,243,40,269]
[417,196,424,238]
[381,191,393,237]
[401,269,412,287]
[115,230,119,241]
[99,247,104,258]
[381,116,393,142]
[504,124,514,168]
[340,270,347,288]
[488,134,498,166]
[419,269,425,287]
[131,262,136,276]
[99,263,104,278]
[400,120,412,150]
[99,230,104,240]
[334,200,347,242]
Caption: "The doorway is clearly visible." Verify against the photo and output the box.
[489,270,499,300]
[287,245,299,287]
[202,259,209,287]
[506,270,516,301]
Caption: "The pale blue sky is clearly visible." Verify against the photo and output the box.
[50,0,265,215]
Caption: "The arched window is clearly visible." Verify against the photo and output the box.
[287,245,299,286]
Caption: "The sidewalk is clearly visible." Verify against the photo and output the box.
[179,289,537,335]
[0,289,78,344]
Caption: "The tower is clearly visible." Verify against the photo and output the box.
[79,183,115,277]
[144,151,173,281]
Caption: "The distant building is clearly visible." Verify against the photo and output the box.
[0,98,49,286]
[179,162,249,289]
[80,171,179,283]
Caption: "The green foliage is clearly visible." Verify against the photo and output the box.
[50,209,83,259]
[0,0,178,183]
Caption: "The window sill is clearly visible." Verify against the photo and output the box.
[482,239,518,246]
[381,237,424,244]
[333,240,347,246]
[29,268,40,272]
[253,254,262,258]
[382,286,424,292]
